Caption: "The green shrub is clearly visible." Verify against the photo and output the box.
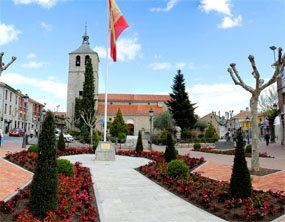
[57,159,75,177]
[79,138,85,144]
[28,144,39,153]
[181,128,193,139]
[166,159,189,179]
[118,132,127,143]
[174,149,178,156]
[245,144,252,153]
[230,128,252,199]
[198,133,204,139]
[67,130,80,137]
[92,130,100,151]
[160,128,168,145]
[136,130,143,153]
[164,132,177,162]
[152,136,160,145]
[193,143,201,150]
[57,131,66,151]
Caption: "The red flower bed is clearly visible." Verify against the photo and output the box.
[137,158,284,221]
[2,148,100,221]
[194,147,271,158]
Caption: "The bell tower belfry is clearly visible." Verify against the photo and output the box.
[67,25,99,129]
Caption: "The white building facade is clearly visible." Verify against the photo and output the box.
[0,82,44,135]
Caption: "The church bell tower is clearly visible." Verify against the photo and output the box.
[66,25,99,129]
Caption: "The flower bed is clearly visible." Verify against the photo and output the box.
[193,147,271,158]
[1,148,99,221]
[136,156,284,221]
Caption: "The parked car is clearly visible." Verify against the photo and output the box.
[9,128,25,137]
[55,131,74,142]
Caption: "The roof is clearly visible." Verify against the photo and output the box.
[98,94,171,102]
[233,110,263,119]
[198,112,220,121]
[70,43,96,54]
[97,104,164,115]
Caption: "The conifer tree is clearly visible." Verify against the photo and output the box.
[164,132,177,162]
[135,130,143,153]
[29,111,58,218]
[204,122,220,142]
[57,130,65,151]
[230,128,252,199]
[166,69,197,129]
[110,108,128,137]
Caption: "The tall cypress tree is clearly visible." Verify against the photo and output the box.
[166,69,197,129]
[164,132,177,162]
[80,58,96,126]
[30,111,58,218]
[230,128,252,199]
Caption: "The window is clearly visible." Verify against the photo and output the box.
[148,102,150,105]
[110,102,113,105]
[76,56,80,66]
[85,55,90,65]
[79,91,83,96]
[10,92,12,102]
[9,105,11,115]
[109,118,112,121]
[16,96,18,105]
[5,104,7,114]
[129,102,132,105]
[5,90,8,100]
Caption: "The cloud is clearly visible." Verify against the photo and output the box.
[27,53,36,59]
[154,54,162,59]
[176,62,186,69]
[0,22,21,45]
[1,73,67,99]
[199,0,232,16]
[149,62,172,70]
[22,61,48,68]
[188,83,251,117]
[94,36,142,62]
[150,0,180,12]
[13,0,62,8]
[199,0,242,29]
[41,22,52,31]
[39,99,66,112]
[218,15,242,29]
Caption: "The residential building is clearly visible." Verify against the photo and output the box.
[0,82,44,135]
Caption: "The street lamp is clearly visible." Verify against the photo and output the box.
[246,114,250,145]
[22,94,29,148]
[269,46,277,62]
[149,108,154,151]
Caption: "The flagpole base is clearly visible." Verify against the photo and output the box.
[95,141,115,161]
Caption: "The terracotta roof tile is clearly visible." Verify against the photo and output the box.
[98,94,170,102]
[233,111,263,119]
[97,104,164,115]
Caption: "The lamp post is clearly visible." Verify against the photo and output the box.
[149,108,154,151]
[22,94,29,148]
[246,114,250,145]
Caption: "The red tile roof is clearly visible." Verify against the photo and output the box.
[98,94,170,102]
[97,104,164,115]
[233,111,263,119]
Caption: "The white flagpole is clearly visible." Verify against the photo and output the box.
[103,0,110,142]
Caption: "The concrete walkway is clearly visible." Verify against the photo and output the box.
[62,154,225,222]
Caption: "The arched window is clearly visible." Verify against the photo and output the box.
[85,55,90,65]
[76,56,80,66]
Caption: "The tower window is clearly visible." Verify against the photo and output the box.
[79,91,83,96]
[129,102,132,105]
[85,55,90,65]
[76,56,80,66]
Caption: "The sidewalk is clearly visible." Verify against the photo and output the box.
[62,154,224,222]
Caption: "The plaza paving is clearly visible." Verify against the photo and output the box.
[62,154,224,222]
[0,139,284,221]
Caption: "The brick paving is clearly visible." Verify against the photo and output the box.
[0,158,33,201]
[193,161,285,192]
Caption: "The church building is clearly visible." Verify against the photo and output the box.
[66,28,170,135]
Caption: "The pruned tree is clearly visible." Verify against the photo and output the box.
[0,52,16,76]
[80,110,97,146]
[227,47,285,172]
[259,86,279,143]
[153,111,175,132]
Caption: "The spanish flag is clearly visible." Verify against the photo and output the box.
[109,0,129,62]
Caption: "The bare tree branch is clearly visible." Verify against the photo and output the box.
[248,55,260,90]
[229,64,255,93]
[0,52,17,76]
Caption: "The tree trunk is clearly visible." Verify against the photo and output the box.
[90,127,93,147]
[250,95,260,172]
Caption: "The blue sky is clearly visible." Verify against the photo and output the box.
[0,0,284,117]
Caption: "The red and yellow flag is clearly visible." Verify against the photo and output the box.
[109,0,128,62]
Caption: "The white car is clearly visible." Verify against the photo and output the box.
[55,132,74,142]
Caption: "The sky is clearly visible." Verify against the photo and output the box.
[0,0,284,118]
